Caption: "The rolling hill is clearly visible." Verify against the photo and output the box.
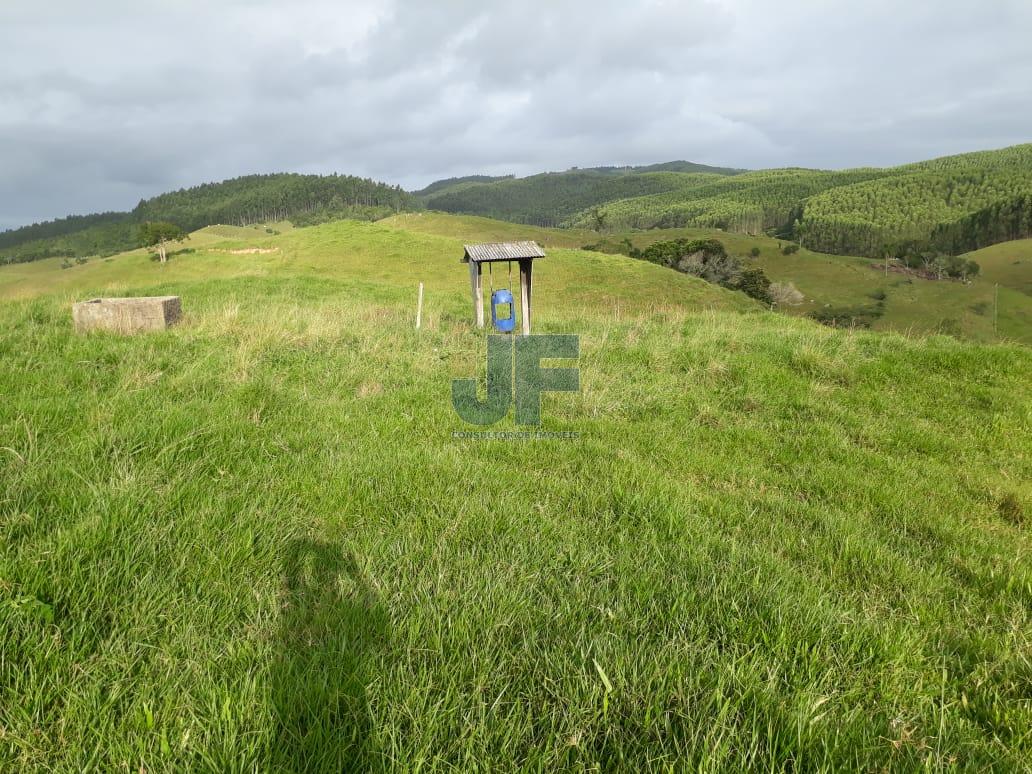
[797,145,1032,255]
[425,170,731,227]
[0,174,420,265]
[0,213,1028,769]
[385,213,1032,344]
[421,160,745,225]
[755,235,1032,343]
[578,145,1032,258]
[563,168,887,234]
[412,174,516,199]
[5,143,1031,271]
[416,144,1032,259]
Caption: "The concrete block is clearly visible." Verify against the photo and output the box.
[72,296,182,334]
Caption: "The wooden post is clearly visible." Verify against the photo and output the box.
[519,259,533,335]
[994,283,999,337]
[415,282,424,329]
[469,260,484,328]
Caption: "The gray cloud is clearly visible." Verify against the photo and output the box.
[1,0,1030,229]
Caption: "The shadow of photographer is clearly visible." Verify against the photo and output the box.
[270,537,387,772]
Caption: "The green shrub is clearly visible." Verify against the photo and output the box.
[809,303,884,329]
[640,238,727,268]
[737,268,772,303]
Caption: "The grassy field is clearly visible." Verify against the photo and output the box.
[12,212,1028,344]
[1,215,1030,771]
[569,222,1032,344]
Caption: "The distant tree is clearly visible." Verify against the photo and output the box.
[769,281,805,310]
[678,251,741,286]
[638,237,748,287]
[140,222,188,263]
[750,246,761,257]
[737,267,772,303]
[935,255,981,280]
[642,238,725,269]
[590,207,608,233]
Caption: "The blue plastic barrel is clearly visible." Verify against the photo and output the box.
[491,288,517,333]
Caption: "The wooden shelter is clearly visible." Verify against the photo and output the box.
[463,241,545,335]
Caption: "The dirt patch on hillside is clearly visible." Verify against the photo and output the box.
[216,247,280,255]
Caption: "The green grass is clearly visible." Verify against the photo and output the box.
[1,215,1030,770]
[380,212,597,249]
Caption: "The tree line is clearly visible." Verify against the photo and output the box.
[929,194,1032,254]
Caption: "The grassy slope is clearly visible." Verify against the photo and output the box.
[568,222,1032,345]
[0,216,1030,771]
[964,238,1032,296]
[0,225,287,301]
[0,214,755,334]
[381,212,596,248]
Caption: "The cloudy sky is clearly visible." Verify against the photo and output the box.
[1,0,1030,230]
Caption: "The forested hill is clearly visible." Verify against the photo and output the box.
[413,175,515,199]
[418,144,1032,258]
[560,144,1032,258]
[420,161,745,227]
[796,144,1032,255]
[0,173,420,264]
